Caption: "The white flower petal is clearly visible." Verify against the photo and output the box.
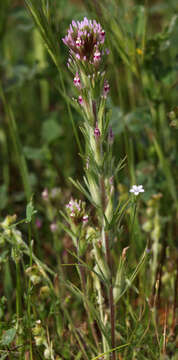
[129,184,144,196]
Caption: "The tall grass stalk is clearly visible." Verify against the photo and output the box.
[0,85,31,202]
[24,0,83,155]
[33,28,49,112]
[27,223,33,360]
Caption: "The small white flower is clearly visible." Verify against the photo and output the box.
[82,215,89,223]
[129,185,144,196]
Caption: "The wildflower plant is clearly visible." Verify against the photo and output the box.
[62,17,146,359]
[0,1,177,359]
[65,198,89,255]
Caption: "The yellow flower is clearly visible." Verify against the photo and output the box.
[136,48,143,55]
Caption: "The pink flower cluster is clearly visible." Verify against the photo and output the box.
[75,76,110,105]
[66,198,88,224]
[62,17,106,64]
[63,18,110,112]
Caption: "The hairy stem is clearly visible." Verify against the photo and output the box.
[96,277,109,354]
[78,257,101,352]
[104,231,116,360]
[100,176,116,360]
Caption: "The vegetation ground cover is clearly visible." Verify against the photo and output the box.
[0,0,177,359]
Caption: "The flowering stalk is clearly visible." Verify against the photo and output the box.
[63,17,116,359]
[65,198,100,349]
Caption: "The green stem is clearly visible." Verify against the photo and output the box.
[104,231,116,360]
[94,274,109,355]
[15,260,23,360]
[124,129,135,184]
[78,261,101,352]
[15,261,22,321]
[27,224,33,360]
[100,175,116,360]
[33,28,49,112]
[91,98,116,358]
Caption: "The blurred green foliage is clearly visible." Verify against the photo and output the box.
[0,0,177,359]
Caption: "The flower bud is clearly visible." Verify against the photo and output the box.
[100,29,105,43]
[1,214,17,229]
[74,72,81,88]
[50,222,57,233]
[108,127,114,144]
[40,286,51,299]
[103,80,110,98]
[31,275,41,285]
[82,215,89,223]
[78,95,83,105]
[35,218,42,229]
[142,220,153,232]
[42,188,48,201]
[32,320,42,336]
[94,124,101,139]
[93,49,101,63]
[44,348,51,359]
[35,336,44,346]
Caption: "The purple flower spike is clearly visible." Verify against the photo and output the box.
[62,17,106,63]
